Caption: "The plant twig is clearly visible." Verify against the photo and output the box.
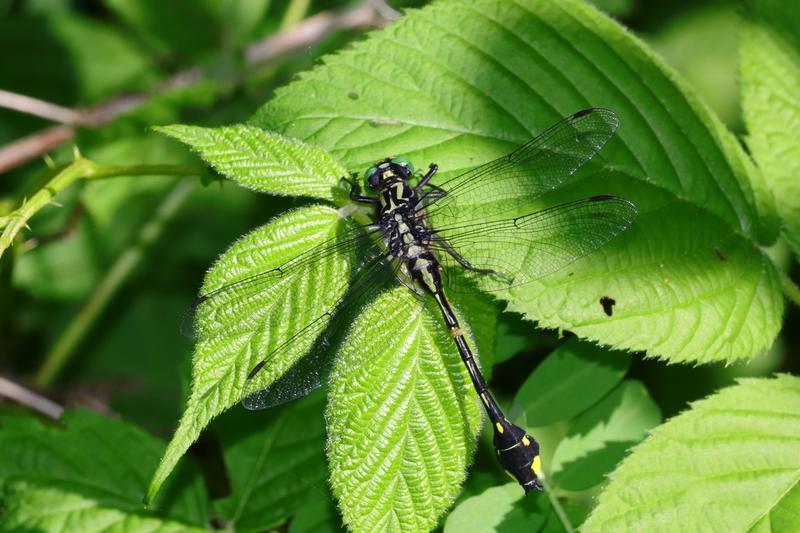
[247,0,393,63]
[0,375,64,419]
[34,179,195,387]
[0,0,398,174]
[0,90,79,124]
[0,125,75,174]
[0,160,203,259]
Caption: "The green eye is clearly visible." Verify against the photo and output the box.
[391,155,415,174]
[363,165,377,182]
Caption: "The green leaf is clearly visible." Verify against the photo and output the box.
[0,410,208,528]
[550,380,661,491]
[46,13,157,102]
[103,0,220,59]
[1,483,206,533]
[511,338,630,427]
[493,313,530,365]
[156,124,345,200]
[444,483,550,533]
[584,375,800,532]
[213,391,328,531]
[327,287,482,532]
[289,487,344,533]
[147,205,355,504]
[648,5,741,129]
[741,1,800,257]
[252,0,783,364]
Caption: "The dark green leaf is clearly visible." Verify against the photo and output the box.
[0,410,208,528]
[512,339,630,427]
[550,380,661,491]
[214,391,328,532]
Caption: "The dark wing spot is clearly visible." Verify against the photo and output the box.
[600,296,616,316]
[589,194,615,201]
[714,247,727,261]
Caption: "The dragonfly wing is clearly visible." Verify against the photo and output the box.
[183,211,388,410]
[431,195,637,292]
[183,220,380,340]
[425,108,619,224]
[241,253,401,410]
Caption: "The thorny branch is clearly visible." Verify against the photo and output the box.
[0,0,399,174]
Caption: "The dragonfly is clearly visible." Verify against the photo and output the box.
[185,108,637,493]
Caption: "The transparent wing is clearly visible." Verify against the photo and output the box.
[424,108,619,223]
[241,253,405,410]
[182,221,380,340]
[182,219,390,411]
[430,195,637,292]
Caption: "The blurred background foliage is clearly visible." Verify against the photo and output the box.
[0,0,794,531]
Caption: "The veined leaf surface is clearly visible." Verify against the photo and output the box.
[584,375,800,532]
[253,0,783,364]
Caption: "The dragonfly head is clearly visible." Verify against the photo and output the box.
[364,156,415,189]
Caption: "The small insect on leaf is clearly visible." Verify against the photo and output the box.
[600,296,616,316]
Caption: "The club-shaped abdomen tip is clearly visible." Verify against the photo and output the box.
[493,419,543,494]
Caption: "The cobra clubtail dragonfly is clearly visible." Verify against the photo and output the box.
[186,108,637,493]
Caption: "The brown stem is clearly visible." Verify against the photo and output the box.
[0,0,398,174]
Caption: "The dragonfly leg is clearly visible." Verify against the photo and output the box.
[341,174,377,204]
[434,233,498,276]
[414,163,438,192]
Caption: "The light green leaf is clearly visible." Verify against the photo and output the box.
[213,390,328,531]
[509,174,782,364]
[511,338,630,427]
[550,380,661,491]
[327,287,482,532]
[147,205,355,504]
[1,483,206,533]
[444,483,550,533]
[741,1,800,257]
[156,124,345,199]
[253,0,783,364]
[0,410,208,528]
[584,375,800,532]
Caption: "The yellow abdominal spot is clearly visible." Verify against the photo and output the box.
[531,456,542,476]
[522,436,530,447]
[495,422,504,434]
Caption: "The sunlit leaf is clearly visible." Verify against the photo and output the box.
[327,288,482,532]
[254,0,783,365]
[584,375,800,531]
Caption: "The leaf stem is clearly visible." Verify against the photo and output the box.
[779,269,800,307]
[33,179,195,387]
[542,478,574,533]
[0,159,204,258]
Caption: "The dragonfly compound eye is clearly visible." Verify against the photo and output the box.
[391,155,415,175]
[364,165,379,188]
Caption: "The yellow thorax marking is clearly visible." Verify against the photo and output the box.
[495,422,504,434]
